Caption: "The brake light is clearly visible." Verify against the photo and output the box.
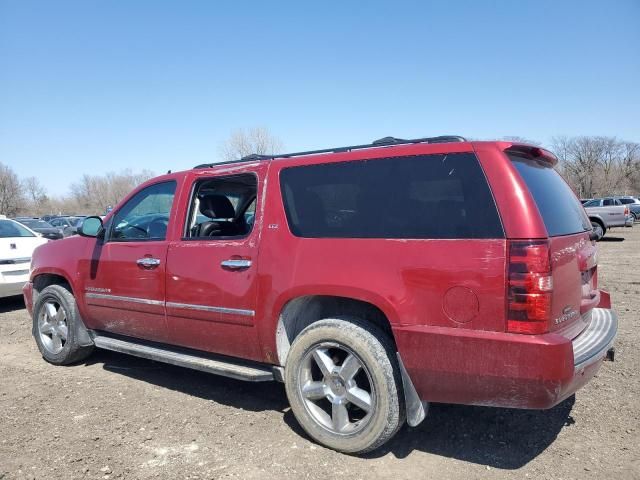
[507,240,553,334]
[624,206,630,216]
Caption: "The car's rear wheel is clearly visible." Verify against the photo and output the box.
[33,285,94,365]
[284,317,404,454]
[590,221,605,241]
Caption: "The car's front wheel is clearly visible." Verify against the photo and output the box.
[33,284,94,365]
[284,317,404,454]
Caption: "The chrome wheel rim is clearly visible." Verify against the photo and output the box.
[592,223,603,239]
[298,342,375,435]
[38,300,68,354]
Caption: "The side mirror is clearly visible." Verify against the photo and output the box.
[77,216,104,238]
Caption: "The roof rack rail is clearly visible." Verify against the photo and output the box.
[193,134,466,169]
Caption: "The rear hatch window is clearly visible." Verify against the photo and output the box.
[509,153,596,337]
[509,154,591,236]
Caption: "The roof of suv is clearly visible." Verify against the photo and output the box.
[193,135,468,169]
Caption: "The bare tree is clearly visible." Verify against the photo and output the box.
[0,162,24,216]
[620,141,640,194]
[219,127,283,162]
[502,136,542,146]
[551,136,640,198]
[22,176,49,215]
[70,169,155,214]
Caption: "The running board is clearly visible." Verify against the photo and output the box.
[92,335,275,382]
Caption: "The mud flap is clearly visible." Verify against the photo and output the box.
[397,353,428,427]
[75,315,94,347]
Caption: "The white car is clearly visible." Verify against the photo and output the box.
[0,217,48,298]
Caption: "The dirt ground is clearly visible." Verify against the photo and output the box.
[1,229,639,480]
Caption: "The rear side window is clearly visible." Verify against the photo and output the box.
[280,153,504,239]
[510,155,591,236]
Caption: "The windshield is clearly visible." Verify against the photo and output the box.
[0,220,36,238]
[66,217,85,226]
[510,154,592,236]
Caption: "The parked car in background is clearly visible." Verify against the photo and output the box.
[48,216,87,237]
[615,196,640,221]
[24,137,617,453]
[0,217,48,298]
[14,218,63,240]
[583,198,633,240]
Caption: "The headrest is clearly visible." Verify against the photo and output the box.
[199,194,235,219]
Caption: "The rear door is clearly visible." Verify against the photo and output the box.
[81,181,177,342]
[509,154,597,338]
[164,164,267,361]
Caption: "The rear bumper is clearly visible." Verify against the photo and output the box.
[573,308,617,370]
[395,307,617,409]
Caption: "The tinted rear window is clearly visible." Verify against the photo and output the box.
[510,154,591,236]
[280,153,504,239]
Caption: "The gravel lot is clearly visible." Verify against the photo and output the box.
[1,228,639,480]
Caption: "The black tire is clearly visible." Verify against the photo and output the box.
[284,317,404,454]
[33,284,94,365]
[590,221,605,241]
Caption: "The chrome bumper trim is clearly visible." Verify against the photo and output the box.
[573,307,618,371]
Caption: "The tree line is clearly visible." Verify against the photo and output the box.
[551,136,640,199]
[1,131,638,218]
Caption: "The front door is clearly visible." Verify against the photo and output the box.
[81,181,177,343]
[165,166,265,361]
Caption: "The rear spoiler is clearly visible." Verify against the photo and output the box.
[503,144,558,167]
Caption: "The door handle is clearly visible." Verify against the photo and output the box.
[221,259,252,270]
[137,257,161,269]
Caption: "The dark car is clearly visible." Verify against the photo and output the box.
[14,218,63,240]
[48,216,87,237]
[615,196,640,221]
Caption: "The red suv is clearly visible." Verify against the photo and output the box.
[24,136,618,453]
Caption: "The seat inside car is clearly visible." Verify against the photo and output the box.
[196,194,242,237]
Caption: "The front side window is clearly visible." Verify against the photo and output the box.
[583,199,600,207]
[280,153,504,239]
[603,199,614,206]
[184,174,257,239]
[0,220,35,238]
[109,181,176,241]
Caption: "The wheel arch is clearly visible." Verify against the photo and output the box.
[32,271,75,296]
[589,216,606,232]
[274,294,396,367]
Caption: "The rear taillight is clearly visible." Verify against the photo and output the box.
[507,240,553,334]
[624,206,630,216]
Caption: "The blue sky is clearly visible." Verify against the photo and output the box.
[1,0,639,196]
